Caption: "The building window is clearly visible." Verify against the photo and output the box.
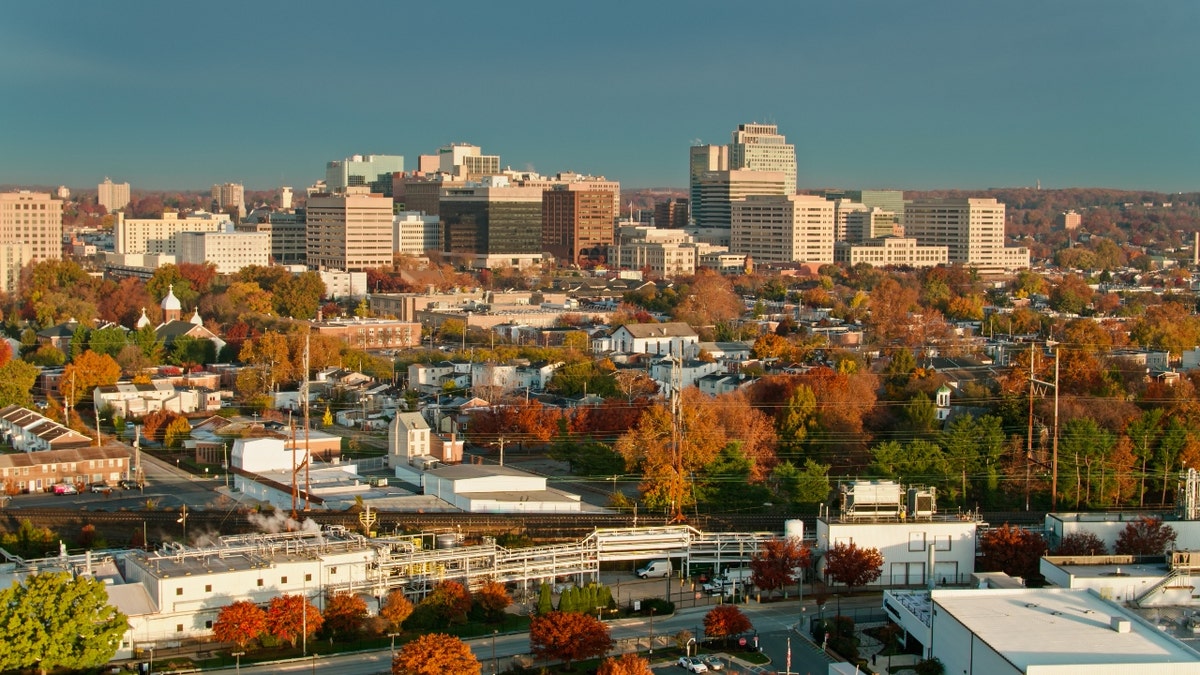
[205,620,213,629]
[257,578,264,587]
[933,535,952,551]
[329,567,337,575]
[205,584,212,592]
[305,573,312,582]
[281,576,287,584]
[176,624,183,633]
[908,532,927,552]
[176,587,183,596]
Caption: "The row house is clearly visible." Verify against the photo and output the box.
[408,361,472,395]
[0,405,91,452]
[0,443,130,493]
[93,381,221,419]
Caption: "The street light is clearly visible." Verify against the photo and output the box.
[389,632,400,663]
[232,651,244,674]
[147,646,154,675]
[491,629,498,675]
[686,637,696,657]
[648,607,656,655]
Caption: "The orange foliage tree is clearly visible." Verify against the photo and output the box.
[472,580,512,623]
[379,589,414,632]
[703,604,752,647]
[823,542,885,592]
[419,580,472,627]
[141,409,185,443]
[264,594,322,647]
[750,537,811,596]
[597,653,653,675]
[529,611,613,670]
[59,350,122,406]
[977,524,1046,582]
[323,592,368,639]
[392,633,480,675]
[212,600,266,650]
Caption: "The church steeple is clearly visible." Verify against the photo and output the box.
[161,284,182,323]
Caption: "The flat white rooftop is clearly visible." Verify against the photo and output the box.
[932,588,1200,670]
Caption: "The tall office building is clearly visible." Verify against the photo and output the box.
[0,243,34,295]
[730,194,834,265]
[237,211,306,264]
[115,211,229,255]
[280,186,293,210]
[729,123,797,194]
[859,190,907,226]
[439,177,544,265]
[654,198,689,229]
[0,191,63,263]
[694,170,788,229]
[437,143,500,179]
[833,199,867,241]
[211,183,246,219]
[98,177,131,213]
[177,230,271,274]
[325,154,405,196]
[306,186,395,271]
[904,197,1029,271]
[543,185,617,265]
[845,208,899,242]
[689,144,728,217]
[393,212,441,257]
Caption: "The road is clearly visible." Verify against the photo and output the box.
[196,596,881,675]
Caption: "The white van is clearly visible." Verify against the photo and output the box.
[636,560,672,578]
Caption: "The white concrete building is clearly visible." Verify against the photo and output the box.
[423,464,582,513]
[693,169,789,229]
[844,207,899,242]
[608,322,699,358]
[904,198,1029,271]
[93,381,219,418]
[0,242,33,294]
[834,237,949,268]
[230,436,311,473]
[729,123,797,195]
[731,194,835,265]
[393,211,440,256]
[318,270,368,300]
[210,182,245,219]
[816,516,979,586]
[610,224,700,278]
[98,177,131,212]
[388,412,431,468]
[114,211,229,255]
[0,190,62,263]
[176,229,270,274]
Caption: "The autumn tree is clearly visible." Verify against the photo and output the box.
[163,417,192,448]
[472,580,512,623]
[751,537,811,596]
[1114,516,1177,556]
[1053,532,1109,556]
[672,270,743,326]
[264,594,322,647]
[529,611,613,671]
[379,589,414,632]
[823,542,884,591]
[703,604,753,647]
[977,524,1046,581]
[0,359,39,408]
[596,653,653,675]
[419,580,472,627]
[274,271,326,319]
[59,350,122,407]
[141,409,185,443]
[213,600,267,650]
[392,633,480,675]
[0,571,128,673]
[322,592,368,639]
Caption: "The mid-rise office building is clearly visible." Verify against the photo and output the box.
[689,144,728,217]
[1058,210,1082,230]
[0,191,63,263]
[0,243,34,294]
[437,143,500,179]
[610,224,699,278]
[176,230,270,275]
[306,187,395,271]
[729,123,797,194]
[210,182,246,219]
[833,199,867,241]
[694,169,789,229]
[845,208,899,242]
[238,210,306,265]
[731,194,834,265]
[280,186,293,210]
[834,237,948,268]
[115,211,228,255]
[394,173,458,216]
[654,198,689,229]
[904,198,1029,271]
[439,177,545,265]
[542,185,617,265]
[826,189,908,226]
[325,154,405,196]
[97,178,130,213]
[393,211,440,257]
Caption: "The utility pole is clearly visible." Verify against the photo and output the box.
[1026,342,1035,512]
[498,436,506,467]
[1029,344,1061,512]
[303,333,311,511]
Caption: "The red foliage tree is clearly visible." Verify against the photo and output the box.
[823,542,885,591]
[703,604,753,646]
[472,580,512,623]
[323,592,368,638]
[0,340,13,368]
[419,580,472,627]
[529,611,613,670]
[213,600,267,650]
[141,409,185,443]
[392,633,480,675]
[977,524,1046,581]
[1115,516,1178,556]
[751,537,811,596]
[1053,531,1109,556]
[264,594,322,647]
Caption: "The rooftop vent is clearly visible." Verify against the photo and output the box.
[1111,617,1132,633]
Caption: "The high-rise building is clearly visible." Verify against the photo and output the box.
[439,177,544,263]
[437,143,500,179]
[859,190,907,226]
[729,123,797,194]
[280,187,293,210]
[845,208,899,242]
[542,185,617,265]
[0,191,63,263]
[904,197,1029,271]
[393,212,440,257]
[237,210,306,264]
[211,183,246,219]
[115,211,228,255]
[56,186,70,201]
[0,243,34,295]
[694,170,788,229]
[833,199,867,241]
[306,187,395,271]
[177,230,271,275]
[1058,210,1081,230]
[654,198,689,229]
[730,194,834,265]
[98,177,131,213]
[325,154,405,196]
[689,144,728,216]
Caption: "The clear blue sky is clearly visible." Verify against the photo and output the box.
[2,1,1197,192]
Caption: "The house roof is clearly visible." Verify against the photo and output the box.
[427,464,537,480]
[615,322,698,339]
[0,443,130,468]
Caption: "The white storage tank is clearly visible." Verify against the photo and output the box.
[784,519,805,540]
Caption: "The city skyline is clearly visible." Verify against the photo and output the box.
[2,1,1197,192]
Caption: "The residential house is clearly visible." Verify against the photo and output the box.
[0,443,130,492]
[0,405,91,452]
[604,322,699,358]
[93,381,220,418]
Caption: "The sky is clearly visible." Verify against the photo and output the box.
[1,1,1198,193]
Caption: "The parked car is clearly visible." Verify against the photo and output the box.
[118,479,137,490]
[53,483,77,495]
[636,560,673,578]
[677,656,708,673]
[90,483,111,493]
[702,655,725,671]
